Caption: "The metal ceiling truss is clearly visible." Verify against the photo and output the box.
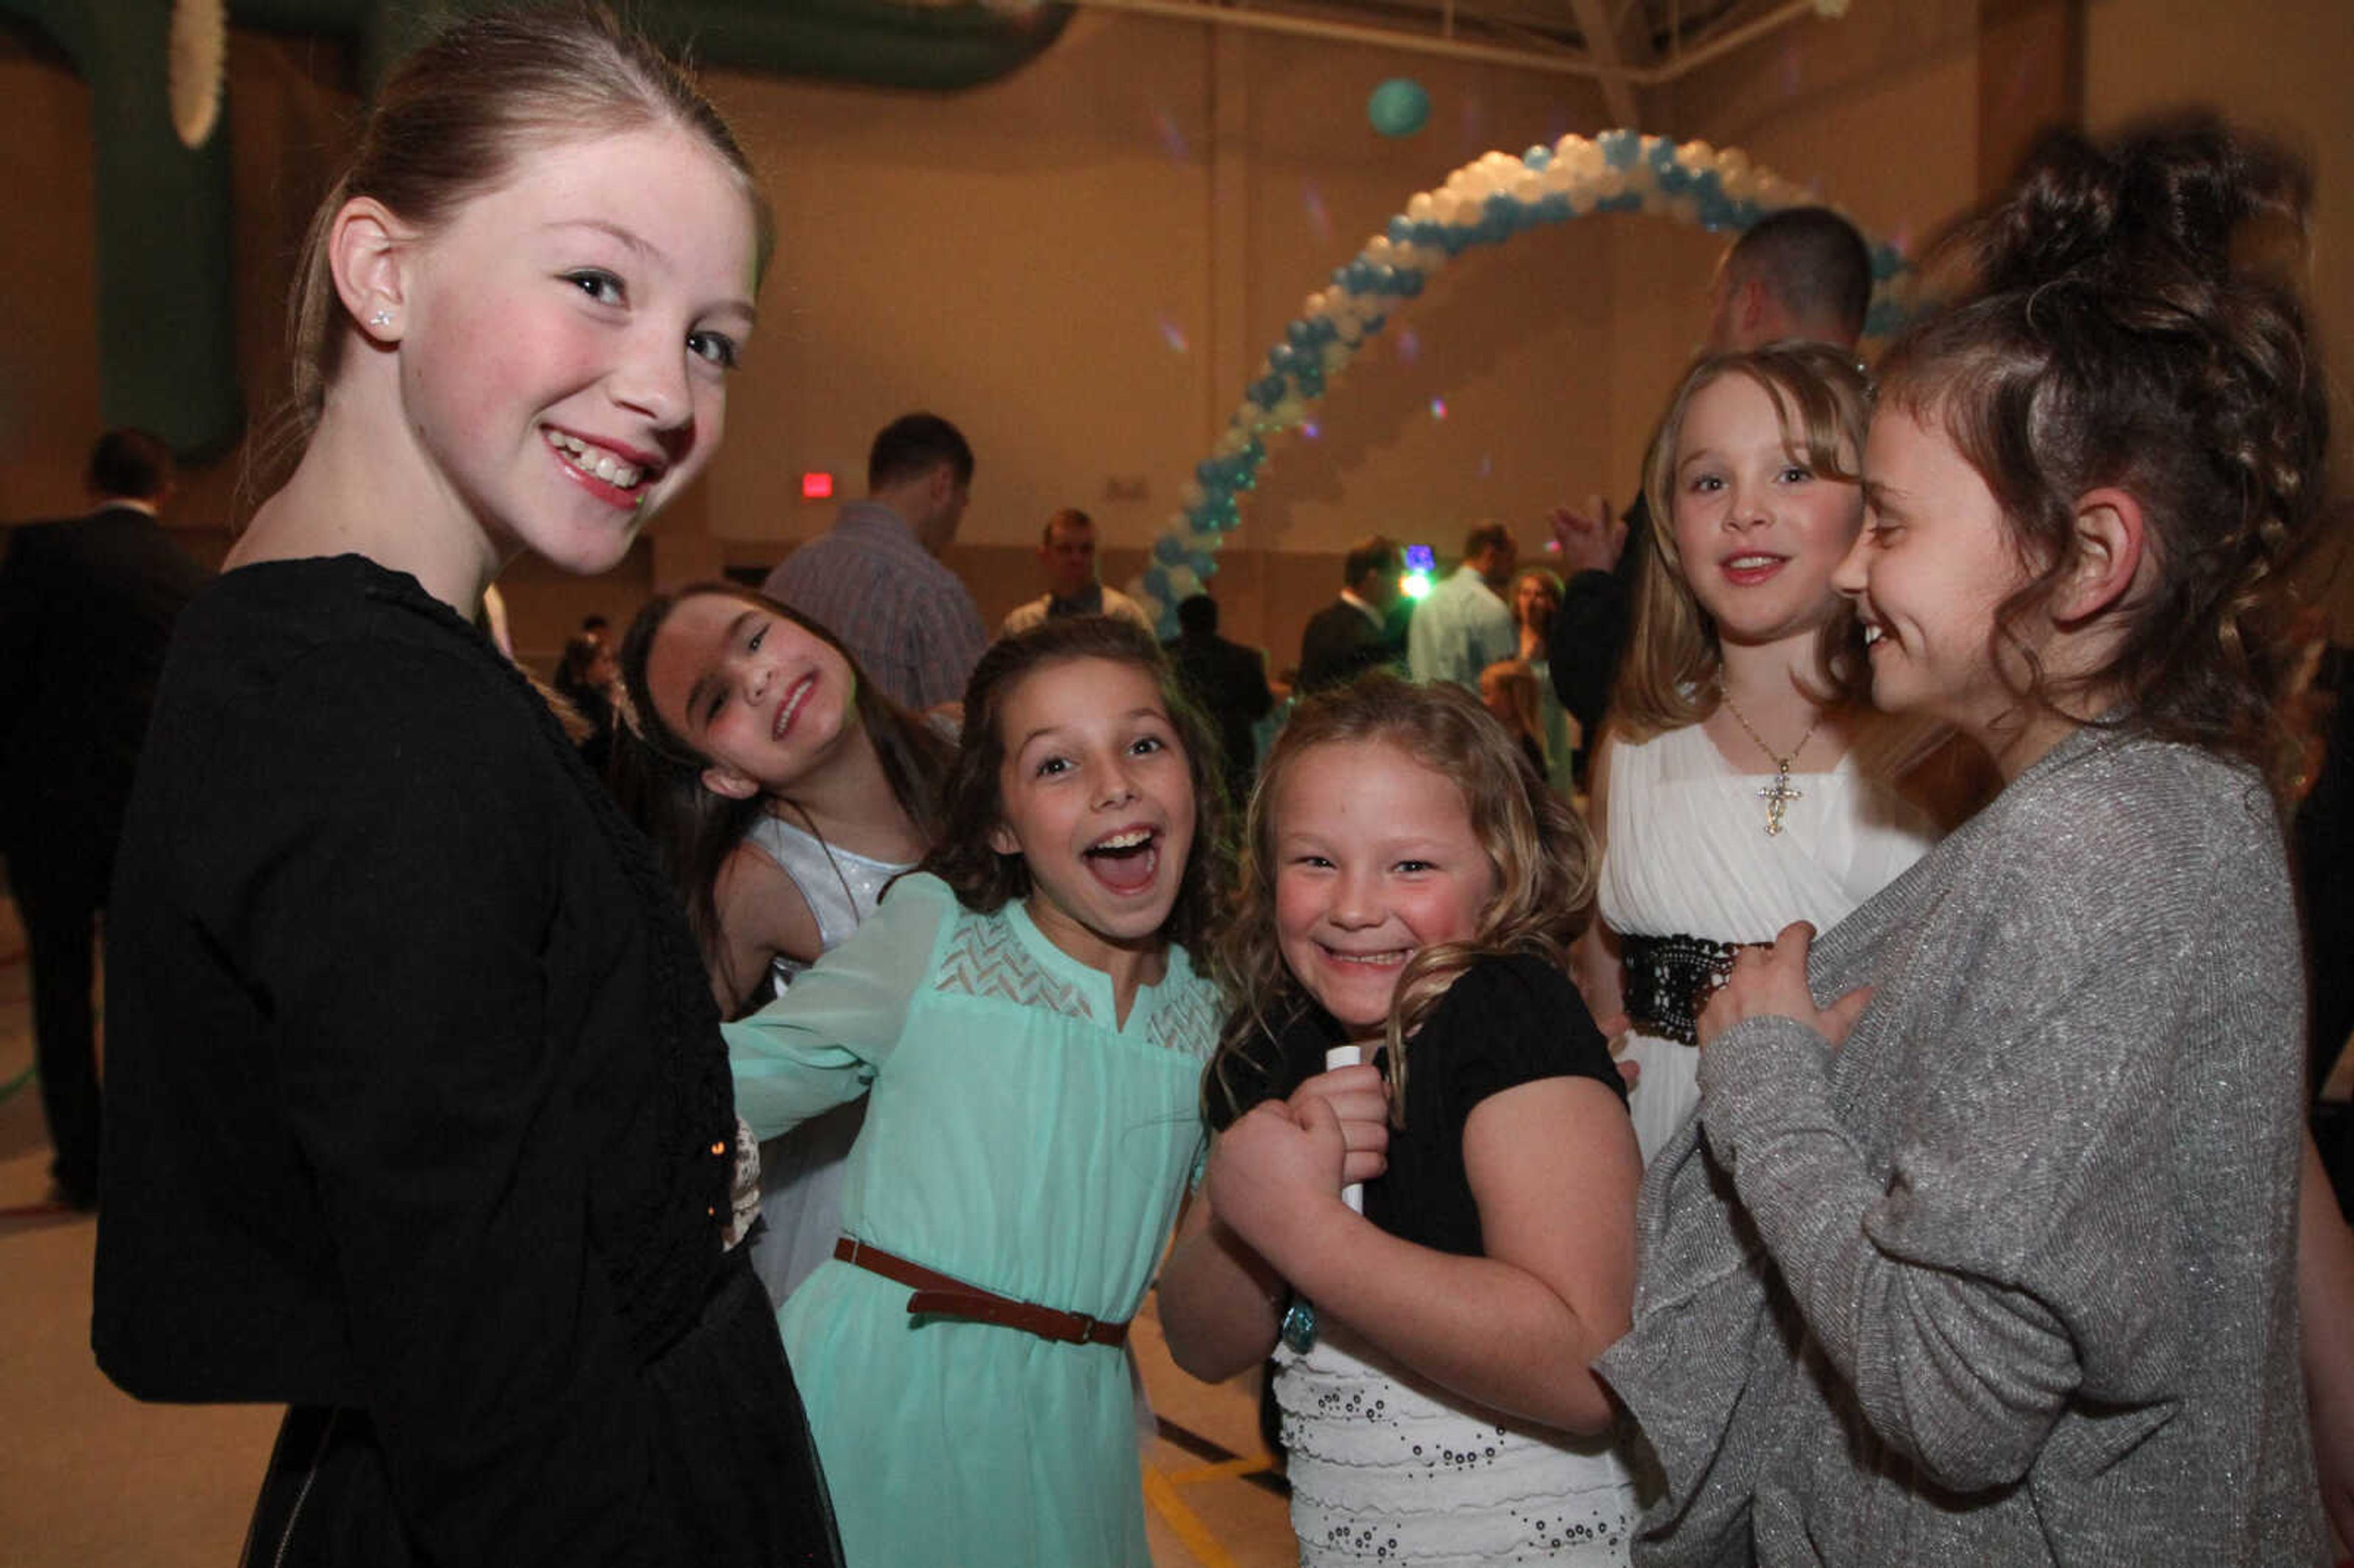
[1061,0,1839,101]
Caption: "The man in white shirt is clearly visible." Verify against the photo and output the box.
[1000,508,1156,636]
[1406,520,1518,693]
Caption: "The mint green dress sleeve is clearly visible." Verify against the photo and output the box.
[723,874,953,1141]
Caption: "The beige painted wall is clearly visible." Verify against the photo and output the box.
[8,2,2351,662]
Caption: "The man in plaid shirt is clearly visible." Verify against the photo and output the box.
[763,413,989,712]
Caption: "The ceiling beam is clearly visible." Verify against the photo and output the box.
[1566,0,1639,124]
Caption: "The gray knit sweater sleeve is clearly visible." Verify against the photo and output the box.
[1701,748,2271,1488]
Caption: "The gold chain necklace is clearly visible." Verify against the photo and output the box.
[1717,680,1824,837]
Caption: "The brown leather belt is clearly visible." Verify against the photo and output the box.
[832,1236,1130,1347]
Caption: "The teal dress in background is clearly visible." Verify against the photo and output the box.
[725,872,1222,1568]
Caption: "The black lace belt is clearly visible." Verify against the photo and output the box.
[1621,932,1766,1046]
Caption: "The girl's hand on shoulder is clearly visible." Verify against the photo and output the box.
[1287,1061,1390,1187]
[1206,1097,1355,1265]
[1697,921,1871,1050]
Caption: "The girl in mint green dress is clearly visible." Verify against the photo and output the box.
[725,616,1232,1567]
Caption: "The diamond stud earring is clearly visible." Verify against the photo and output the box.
[368,308,394,329]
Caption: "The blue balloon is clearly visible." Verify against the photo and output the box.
[1194,459,1224,487]
[1387,215,1415,245]
[1484,192,1521,230]
[1598,191,1644,214]
[1871,243,1905,281]
[1142,566,1172,601]
[1523,143,1553,171]
[1536,191,1574,224]
[1286,319,1316,349]
[1412,219,1447,250]
[1249,375,1284,409]
[1366,78,1431,139]
[1153,535,1189,568]
[1599,129,1639,169]
[1186,549,1218,578]
[1395,268,1423,297]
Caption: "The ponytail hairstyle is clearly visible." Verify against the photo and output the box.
[1612,341,1876,740]
[1876,113,2329,795]
[921,615,1233,957]
[1207,677,1595,1128]
[612,584,951,1002]
[259,4,772,481]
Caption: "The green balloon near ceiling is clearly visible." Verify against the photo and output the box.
[1366,77,1431,139]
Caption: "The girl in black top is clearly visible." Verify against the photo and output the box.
[1157,677,1641,1564]
[92,10,836,1565]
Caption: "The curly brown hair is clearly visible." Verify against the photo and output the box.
[1206,676,1596,1128]
[1876,113,2329,797]
[920,615,1232,958]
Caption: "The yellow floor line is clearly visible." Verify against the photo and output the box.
[1164,1454,1276,1485]
[1141,1463,1238,1568]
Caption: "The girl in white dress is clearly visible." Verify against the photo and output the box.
[1161,678,1642,1564]
[1585,343,1969,1161]
[618,582,951,1301]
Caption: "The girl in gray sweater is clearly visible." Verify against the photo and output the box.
[1597,116,2334,1566]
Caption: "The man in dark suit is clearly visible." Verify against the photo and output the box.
[0,429,206,1210]
[1167,593,1275,811]
[1297,534,1404,695]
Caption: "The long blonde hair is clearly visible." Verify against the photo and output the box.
[1612,342,1873,741]
[1207,677,1594,1126]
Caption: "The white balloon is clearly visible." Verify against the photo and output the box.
[1179,481,1206,509]
[1322,340,1352,373]
[1165,565,1202,600]
[1406,191,1438,223]
[1510,171,1544,205]
[1214,427,1249,458]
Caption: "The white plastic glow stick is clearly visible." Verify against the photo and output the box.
[1325,1045,1365,1213]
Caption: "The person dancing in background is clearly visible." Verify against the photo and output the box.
[90,10,837,1562]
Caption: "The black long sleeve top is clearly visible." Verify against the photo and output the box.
[94,556,831,1566]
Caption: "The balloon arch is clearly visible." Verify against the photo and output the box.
[1127,129,1919,630]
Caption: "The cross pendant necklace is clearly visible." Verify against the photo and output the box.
[1718,679,1825,837]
